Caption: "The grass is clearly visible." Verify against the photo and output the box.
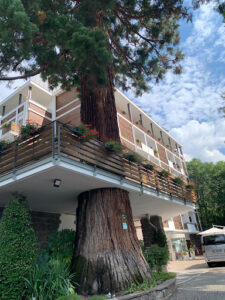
[124,272,176,294]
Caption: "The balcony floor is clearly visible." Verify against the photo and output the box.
[0,156,195,220]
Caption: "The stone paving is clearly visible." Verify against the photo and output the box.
[168,256,225,300]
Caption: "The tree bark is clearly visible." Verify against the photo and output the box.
[71,188,151,295]
[141,215,166,247]
[80,65,120,142]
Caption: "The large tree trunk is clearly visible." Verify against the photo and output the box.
[71,188,151,295]
[80,65,120,142]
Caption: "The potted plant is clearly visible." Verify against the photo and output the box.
[122,110,127,115]
[136,138,141,144]
[0,140,9,154]
[19,121,38,140]
[135,120,139,125]
[173,177,184,186]
[2,121,11,129]
[160,169,171,178]
[143,164,154,171]
[104,140,123,155]
[154,149,158,155]
[123,152,142,163]
[72,124,98,142]
[186,183,196,190]
[182,250,189,260]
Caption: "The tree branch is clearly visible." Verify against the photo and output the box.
[0,66,47,81]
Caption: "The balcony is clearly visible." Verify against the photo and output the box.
[0,121,195,198]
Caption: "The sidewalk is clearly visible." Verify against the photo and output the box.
[167,256,208,285]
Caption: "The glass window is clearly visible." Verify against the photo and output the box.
[203,234,225,245]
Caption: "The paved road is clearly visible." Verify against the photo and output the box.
[168,257,225,300]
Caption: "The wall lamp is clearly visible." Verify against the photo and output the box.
[53,179,62,188]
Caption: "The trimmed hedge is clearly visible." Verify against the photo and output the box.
[0,195,37,300]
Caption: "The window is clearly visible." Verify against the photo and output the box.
[2,106,5,116]
[203,234,225,245]
[19,94,22,105]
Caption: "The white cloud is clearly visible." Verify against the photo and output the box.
[170,120,225,163]
[128,3,225,163]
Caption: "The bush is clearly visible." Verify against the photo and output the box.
[20,122,38,140]
[0,140,9,154]
[42,229,75,264]
[143,246,169,272]
[0,195,37,300]
[173,177,184,186]
[159,169,170,178]
[143,163,154,171]
[73,124,98,141]
[56,295,81,300]
[24,258,75,300]
[186,183,196,190]
[104,140,123,155]
[123,152,142,163]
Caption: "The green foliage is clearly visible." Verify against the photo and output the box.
[73,124,98,141]
[0,0,190,94]
[154,231,168,248]
[0,140,9,153]
[160,169,171,178]
[41,229,75,264]
[143,163,154,171]
[124,152,142,163]
[0,195,37,300]
[152,272,176,285]
[56,294,82,300]
[124,272,175,294]
[187,159,225,229]
[143,245,170,272]
[173,177,184,186]
[56,295,106,300]
[186,183,196,190]
[104,140,123,155]
[24,258,75,300]
[20,122,38,140]
[2,120,11,128]
[124,278,151,294]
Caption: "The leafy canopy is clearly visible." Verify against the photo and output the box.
[0,0,190,94]
[187,159,225,229]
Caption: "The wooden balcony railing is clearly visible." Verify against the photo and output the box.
[0,121,196,204]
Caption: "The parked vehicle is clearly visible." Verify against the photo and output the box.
[201,230,225,267]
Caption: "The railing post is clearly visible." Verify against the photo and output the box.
[13,142,18,175]
[52,121,55,159]
[57,122,61,159]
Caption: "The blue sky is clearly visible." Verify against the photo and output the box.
[0,2,225,163]
[128,2,225,163]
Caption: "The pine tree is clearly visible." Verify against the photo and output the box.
[0,0,191,294]
[0,195,37,300]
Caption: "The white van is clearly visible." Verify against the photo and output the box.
[201,232,225,267]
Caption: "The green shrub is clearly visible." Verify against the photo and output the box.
[24,259,75,300]
[143,246,169,272]
[0,140,9,153]
[186,183,196,190]
[73,124,98,141]
[20,122,38,140]
[152,272,176,285]
[0,195,37,300]
[42,229,75,264]
[56,294,81,300]
[104,140,123,155]
[123,152,142,163]
[143,163,154,171]
[159,169,171,178]
[173,177,184,186]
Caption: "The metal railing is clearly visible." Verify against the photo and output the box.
[0,121,196,203]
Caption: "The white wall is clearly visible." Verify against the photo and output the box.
[59,214,76,231]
